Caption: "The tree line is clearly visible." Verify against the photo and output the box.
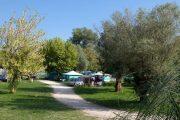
[43,29,100,76]
[0,3,179,119]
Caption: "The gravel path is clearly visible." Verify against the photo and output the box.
[39,80,137,120]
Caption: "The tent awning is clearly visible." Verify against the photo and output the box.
[63,71,83,76]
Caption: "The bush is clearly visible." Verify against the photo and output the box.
[122,74,135,86]
[103,81,115,86]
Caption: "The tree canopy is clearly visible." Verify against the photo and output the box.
[76,45,89,71]
[99,3,180,97]
[84,44,100,71]
[70,27,98,48]
[43,38,78,75]
[0,11,44,93]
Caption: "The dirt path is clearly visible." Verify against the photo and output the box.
[39,80,137,120]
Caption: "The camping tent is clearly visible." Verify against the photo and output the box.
[64,71,83,76]
[63,71,83,80]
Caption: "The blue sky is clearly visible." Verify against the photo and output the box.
[0,0,179,40]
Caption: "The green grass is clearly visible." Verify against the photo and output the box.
[74,86,140,111]
[0,81,95,120]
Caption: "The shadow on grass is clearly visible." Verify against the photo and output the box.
[18,87,51,93]
[2,95,73,111]
[0,82,75,112]
[0,90,9,94]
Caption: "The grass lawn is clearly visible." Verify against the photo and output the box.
[74,85,140,111]
[0,81,95,120]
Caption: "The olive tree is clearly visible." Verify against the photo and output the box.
[136,39,180,120]
[99,3,179,101]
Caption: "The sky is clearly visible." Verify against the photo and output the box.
[0,0,179,40]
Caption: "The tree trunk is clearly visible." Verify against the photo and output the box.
[9,70,19,93]
[10,87,16,93]
[28,75,33,82]
[115,77,122,92]
[134,73,148,102]
[9,77,17,93]
[30,78,34,82]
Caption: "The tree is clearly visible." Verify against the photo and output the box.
[64,42,78,72]
[0,11,44,93]
[70,27,98,48]
[76,45,89,71]
[99,3,179,101]
[84,44,100,71]
[43,38,78,77]
[136,38,180,120]
[43,38,65,74]
[99,10,135,92]
[21,41,44,82]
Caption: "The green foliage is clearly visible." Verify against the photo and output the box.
[99,3,180,99]
[22,41,44,77]
[84,44,100,71]
[70,27,101,71]
[70,27,98,48]
[137,36,180,120]
[43,38,78,75]
[76,45,89,71]
[0,10,44,93]
[64,42,78,72]
[43,38,65,73]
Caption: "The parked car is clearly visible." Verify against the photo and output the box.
[0,76,7,82]
[68,78,84,86]
[0,68,7,82]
